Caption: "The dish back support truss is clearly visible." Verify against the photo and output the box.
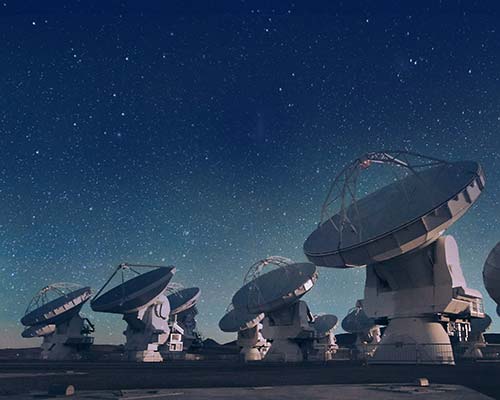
[243,256,294,285]
[24,282,86,316]
[91,263,173,308]
[319,150,451,248]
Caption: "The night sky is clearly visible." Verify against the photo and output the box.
[1,2,499,348]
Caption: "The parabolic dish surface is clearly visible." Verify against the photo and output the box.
[313,314,338,336]
[218,307,264,332]
[21,323,56,338]
[341,307,377,333]
[91,267,175,314]
[167,287,201,315]
[232,263,317,314]
[304,161,484,268]
[483,242,500,308]
[21,286,92,327]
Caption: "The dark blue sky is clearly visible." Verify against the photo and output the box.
[1,1,499,347]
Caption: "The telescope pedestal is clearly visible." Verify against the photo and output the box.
[308,331,338,361]
[364,236,483,365]
[237,323,269,361]
[176,307,199,351]
[261,301,314,362]
[370,317,453,364]
[263,338,303,362]
[123,296,170,362]
[41,314,93,360]
[354,326,381,360]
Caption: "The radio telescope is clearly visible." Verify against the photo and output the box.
[218,256,292,361]
[309,313,339,361]
[234,257,334,362]
[304,151,486,364]
[164,284,202,353]
[483,242,500,316]
[21,283,94,360]
[341,303,381,359]
[219,303,269,361]
[91,263,175,362]
[458,314,492,359]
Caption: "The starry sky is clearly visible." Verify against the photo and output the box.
[1,1,499,348]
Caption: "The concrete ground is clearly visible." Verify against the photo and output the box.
[0,361,499,399]
[0,384,493,400]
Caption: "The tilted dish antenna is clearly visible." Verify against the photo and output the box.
[232,259,318,362]
[21,323,56,338]
[341,306,377,334]
[91,263,175,314]
[312,314,338,337]
[243,256,294,285]
[219,302,268,362]
[304,150,484,267]
[162,284,202,354]
[21,282,94,360]
[22,282,92,327]
[220,256,293,333]
[219,302,264,333]
[165,285,201,316]
[233,261,317,314]
[91,263,176,362]
[341,305,382,359]
[304,150,486,365]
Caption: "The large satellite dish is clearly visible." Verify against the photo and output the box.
[232,262,318,314]
[483,242,500,315]
[303,151,486,365]
[21,283,92,327]
[91,265,175,314]
[91,263,176,362]
[20,283,94,360]
[304,151,484,268]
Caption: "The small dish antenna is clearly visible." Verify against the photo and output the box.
[341,304,381,359]
[163,284,202,354]
[219,302,269,362]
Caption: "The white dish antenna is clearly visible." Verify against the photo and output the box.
[219,303,264,333]
[91,263,176,314]
[341,306,377,333]
[483,242,500,316]
[165,286,201,316]
[304,151,484,268]
[232,262,318,314]
[20,283,94,360]
[312,314,338,337]
[91,263,176,362]
[303,150,486,365]
[22,283,92,327]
